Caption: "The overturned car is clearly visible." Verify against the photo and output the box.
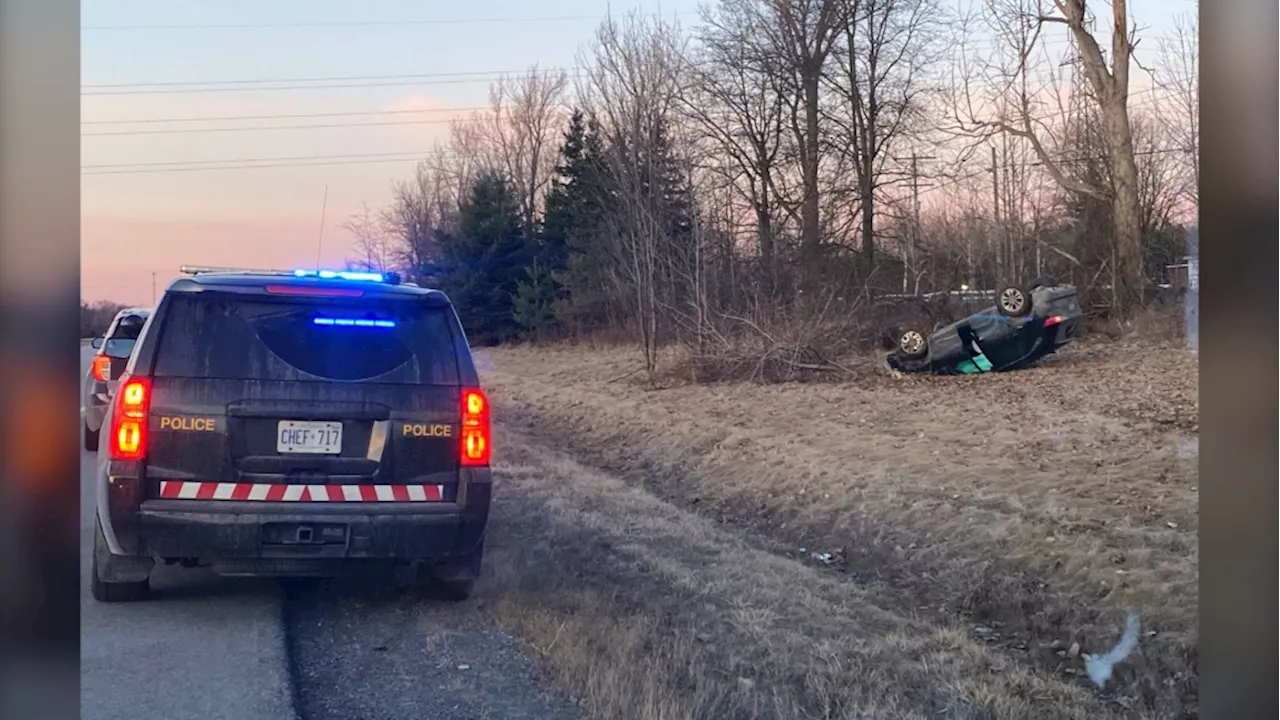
[887,280,1083,375]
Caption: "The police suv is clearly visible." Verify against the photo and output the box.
[91,266,491,602]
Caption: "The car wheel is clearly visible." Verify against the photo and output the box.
[84,422,99,453]
[897,328,929,359]
[996,285,1033,317]
[91,521,149,603]
[1030,275,1056,290]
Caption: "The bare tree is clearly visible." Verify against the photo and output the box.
[584,11,690,376]
[445,116,499,208]
[484,67,570,238]
[754,0,846,265]
[381,150,458,284]
[824,0,945,265]
[1152,11,1198,212]
[684,1,795,289]
[951,0,1147,316]
[341,202,394,272]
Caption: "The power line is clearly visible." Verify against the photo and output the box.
[80,85,1168,138]
[83,150,444,170]
[81,12,695,31]
[922,146,1191,196]
[82,73,587,96]
[82,106,489,125]
[80,31,1179,91]
[81,142,1192,179]
[82,156,438,176]
[82,69,575,89]
[82,118,465,137]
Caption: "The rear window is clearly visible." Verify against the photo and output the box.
[152,294,460,384]
[102,337,137,359]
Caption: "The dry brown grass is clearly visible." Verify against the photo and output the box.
[479,339,1199,718]
[481,429,1118,720]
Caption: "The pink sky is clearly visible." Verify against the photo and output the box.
[81,91,459,305]
[80,1,1190,306]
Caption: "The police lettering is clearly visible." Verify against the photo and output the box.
[159,416,216,432]
[402,423,453,438]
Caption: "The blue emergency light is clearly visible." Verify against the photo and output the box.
[293,269,385,282]
[313,317,397,328]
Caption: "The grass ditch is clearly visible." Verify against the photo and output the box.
[480,341,1199,718]
[480,428,1121,719]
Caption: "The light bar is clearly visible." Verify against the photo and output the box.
[181,265,296,276]
[180,265,391,283]
[313,317,397,328]
[293,269,384,282]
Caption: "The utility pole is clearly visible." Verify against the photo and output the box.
[907,153,935,294]
[991,145,1001,283]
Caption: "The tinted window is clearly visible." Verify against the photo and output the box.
[152,294,460,384]
[102,338,137,359]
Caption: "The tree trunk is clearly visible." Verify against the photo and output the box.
[1107,104,1144,315]
[800,71,822,262]
[860,170,875,265]
[756,175,775,294]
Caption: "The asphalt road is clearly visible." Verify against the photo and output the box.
[79,344,581,720]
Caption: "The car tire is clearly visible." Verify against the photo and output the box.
[897,328,929,360]
[415,542,483,602]
[1030,275,1056,290]
[996,285,1033,317]
[84,422,99,453]
[91,521,149,603]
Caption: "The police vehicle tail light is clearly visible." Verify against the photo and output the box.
[459,388,491,467]
[91,354,112,382]
[109,376,152,461]
[265,284,364,298]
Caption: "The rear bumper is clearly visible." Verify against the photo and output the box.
[135,502,482,563]
[103,464,492,571]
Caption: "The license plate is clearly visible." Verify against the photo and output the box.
[276,421,343,454]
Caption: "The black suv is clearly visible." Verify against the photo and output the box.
[90,267,491,602]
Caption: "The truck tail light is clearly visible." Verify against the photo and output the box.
[459,388,491,467]
[91,354,111,382]
[109,376,151,461]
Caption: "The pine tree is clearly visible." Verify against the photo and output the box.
[439,172,529,345]
[547,110,616,333]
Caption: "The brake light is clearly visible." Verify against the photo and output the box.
[459,388,491,466]
[265,285,364,297]
[1045,315,1065,327]
[91,354,112,382]
[109,376,151,461]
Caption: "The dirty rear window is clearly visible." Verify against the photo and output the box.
[152,294,460,384]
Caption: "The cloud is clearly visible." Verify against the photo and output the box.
[379,94,473,144]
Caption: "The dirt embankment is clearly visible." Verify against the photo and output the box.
[479,339,1200,718]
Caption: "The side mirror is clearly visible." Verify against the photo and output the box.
[90,337,104,349]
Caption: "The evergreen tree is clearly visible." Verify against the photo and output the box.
[547,110,616,332]
[438,172,529,345]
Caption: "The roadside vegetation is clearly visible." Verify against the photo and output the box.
[351,1,1198,716]
[85,1,1200,716]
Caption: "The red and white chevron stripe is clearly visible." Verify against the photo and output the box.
[157,481,445,502]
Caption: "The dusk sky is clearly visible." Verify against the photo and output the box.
[81,0,1189,306]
